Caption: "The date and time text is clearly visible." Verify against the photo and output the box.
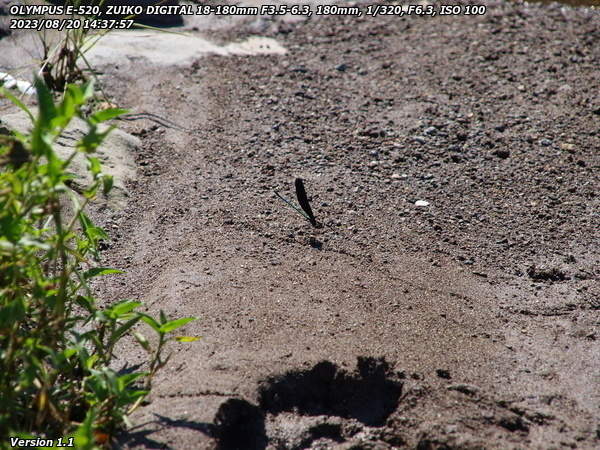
[9,3,486,30]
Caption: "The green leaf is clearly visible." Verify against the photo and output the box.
[78,211,108,244]
[175,336,201,343]
[133,331,152,353]
[61,348,77,360]
[34,77,57,130]
[64,83,91,109]
[159,317,196,334]
[65,82,84,106]
[78,124,113,153]
[83,267,123,280]
[87,156,102,177]
[78,211,93,237]
[81,80,95,102]
[89,108,128,124]
[107,300,142,318]
[45,149,64,178]
[139,314,161,333]
[73,409,96,450]
[75,295,96,313]
[0,87,34,123]
[54,86,77,129]
[109,316,141,346]
[85,354,99,370]
[117,372,146,389]
[11,176,22,195]
[102,174,113,195]
[0,298,26,327]
[125,389,149,400]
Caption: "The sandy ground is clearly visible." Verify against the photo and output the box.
[1,0,599,448]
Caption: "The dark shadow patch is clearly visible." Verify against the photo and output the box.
[116,362,145,376]
[496,414,529,432]
[257,356,403,427]
[116,427,174,450]
[213,398,267,450]
[115,414,214,449]
[416,438,453,450]
[307,422,344,443]
[309,237,323,249]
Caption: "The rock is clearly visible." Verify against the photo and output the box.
[413,136,426,144]
[415,200,430,207]
[559,142,575,152]
[496,413,529,432]
[309,237,322,249]
[87,32,286,68]
[359,127,385,138]
[335,63,348,72]
[493,149,510,159]
[436,369,451,379]
[539,138,552,146]
[447,383,480,396]
[0,73,34,95]
[527,265,568,282]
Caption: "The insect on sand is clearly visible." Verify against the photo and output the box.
[274,178,319,227]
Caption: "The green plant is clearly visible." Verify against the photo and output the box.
[38,0,175,93]
[39,0,108,92]
[0,79,198,448]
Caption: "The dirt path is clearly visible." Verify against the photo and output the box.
[69,0,600,448]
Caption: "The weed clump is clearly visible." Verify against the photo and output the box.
[0,79,198,448]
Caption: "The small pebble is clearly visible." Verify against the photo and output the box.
[493,149,510,159]
[447,383,479,396]
[415,200,430,207]
[436,369,451,379]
